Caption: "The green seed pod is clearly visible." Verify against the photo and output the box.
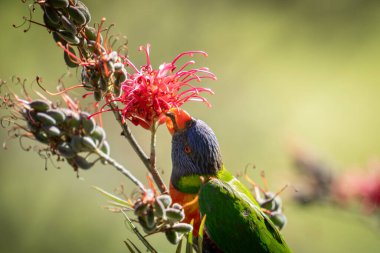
[46,109,66,124]
[94,90,102,101]
[46,0,69,9]
[74,155,93,170]
[52,31,67,45]
[65,112,81,128]
[76,1,91,23]
[57,142,76,158]
[156,195,172,208]
[29,100,51,112]
[138,216,155,234]
[145,208,156,229]
[80,112,96,134]
[134,201,148,216]
[57,30,80,45]
[80,136,97,151]
[166,208,185,222]
[64,46,79,68]
[44,125,61,137]
[172,203,183,210]
[70,135,84,153]
[270,213,287,230]
[61,15,77,34]
[154,198,166,218]
[33,131,49,144]
[113,78,122,98]
[90,126,106,146]
[68,5,86,26]
[35,112,56,126]
[113,62,124,71]
[99,77,107,92]
[44,6,61,25]
[84,27,97,42]
[100,141,110,156]
[165,230,180,245]
[172,223,193,234]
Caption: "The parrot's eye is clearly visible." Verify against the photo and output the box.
[185,120,193,128]
[184,144,192,154]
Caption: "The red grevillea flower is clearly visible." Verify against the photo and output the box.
[114,44,216,130]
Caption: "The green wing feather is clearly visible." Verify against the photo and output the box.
[198,178,291,253]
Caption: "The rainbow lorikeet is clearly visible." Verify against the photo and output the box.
[166,108,291,253]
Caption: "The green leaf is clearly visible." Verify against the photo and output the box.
[198,215,207,253]
[127,239,143,253]
[124,240,136,253]
[175,237,183,253]
[186,220,194,253]
[92,186,132,208]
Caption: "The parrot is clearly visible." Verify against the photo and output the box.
[165,108,291,253]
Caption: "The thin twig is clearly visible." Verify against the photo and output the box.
[96,148,146,193]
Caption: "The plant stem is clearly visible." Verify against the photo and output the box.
[149,123,168,194]
[96,148,146,193]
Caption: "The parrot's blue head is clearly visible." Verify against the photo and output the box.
[166,109,223,186]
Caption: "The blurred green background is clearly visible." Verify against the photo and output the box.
[1,0,380,252]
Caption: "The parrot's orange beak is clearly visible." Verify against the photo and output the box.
[166,108,192,135]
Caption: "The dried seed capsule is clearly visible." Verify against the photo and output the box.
[80,112,96,134]
[35,112,56,126]
[80,136,97,151]
[99,77,107,92]
[61,15,77,34]
[70,135,84,153]
[113,78,122,98]
[64,46,79,68]
[156,195,172,208]
[57,142,76,158]
[46,0,69,9]
[138,216,155,234]
[172,223,193,234]
[165,230,180,245]
[56,30,80,45]
[52,31,67,45]
[29,100,51,112]
[46,109,66,124]
[84,27,97,41]
[33,131,49,144]
[100,141,110,156]
[270,213,287,230]
[44,125,61,137]
[68,5,86,26]
[154,198,165,218]
[166,208,185,222]
[65,112,81,128]
[74,155,93,170]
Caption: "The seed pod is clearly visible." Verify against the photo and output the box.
[57,30,80,45]
[74,155,93,170]
[172,203,183,210]
[33,131,49,144]
[29,100,51,112]
[44,125,61,137]
[137,216,155,234]
[61,15,77,34]
[146,208,156,229]
[165,230,180,245]
[57,142,76,158]
[113,78,122,98]
[44,7,61,26]
[90,126,106,146]
[80,112,96,134]
[154,198,165,218]
[94,90,102,101]
[64,46,79,68]
[46,109,66,124]
[114,62,124,71]
[68,5,86,26]
[65,112,81,128]
[134,201,148,216]
[98,77,107,92]
[84,27,97,42]
[270,213,287,230]
[52,31,67,45]
[70,135,84,153]
[108,51,118,62]
[166,208,185,222]
[172,223,193,234]
[80,136,97,151]
[76,1,91,23]
[100,141,110,156]
[35,112,56,126]
[46,0,69,9]
[156,195,172,208]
